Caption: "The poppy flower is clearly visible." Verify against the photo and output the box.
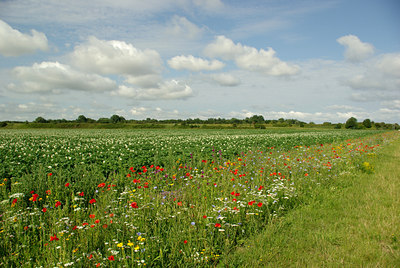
[108,255,115,261]
[42,207,47,213]
[11,198,17,205]
[32,194,39,202]
[177,202,182,206]
[184,240,188,244]
[79,192,84,197]
[130,202,138,208]
[98,183,106,188]
[65,183,70,187]
[50,235,59,241]
[203,215,207,219]
[89,214,95,218]
[257,202,263,207]
[89,199,96,204]
[95,219,100,224]
[214,223,221,228]
[55,201,61,208]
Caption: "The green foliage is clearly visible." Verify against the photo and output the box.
[345,117,358,129]
[363,119,372,128]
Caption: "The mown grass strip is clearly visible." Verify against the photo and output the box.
[221,134,400,267]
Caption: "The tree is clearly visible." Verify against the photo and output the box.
[110,114,126,124]
[345,117,358,129]
[362,119,372,128]
[76,115,88,123]
[34,116,47,123]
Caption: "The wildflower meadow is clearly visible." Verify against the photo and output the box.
[0,129,396,267]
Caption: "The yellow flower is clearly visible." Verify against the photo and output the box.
[117,242,123,248]
[134,245,140,251]
[73,248,79,253]
[127,240,134,247]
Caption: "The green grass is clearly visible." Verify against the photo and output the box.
[221,133,400,267]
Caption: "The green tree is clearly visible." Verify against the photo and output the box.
[110,114,126,123]
[34,116,47,123]
[76,115,88,123]
[362,119,372,128]
[345,117,358,129]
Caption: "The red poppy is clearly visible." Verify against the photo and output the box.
[65,183,70,187]
[129,167,135,172]
[12,198,17,205]
[184,240,188,244]
[32,194,39,202]
[214,223,221,228]
[50,235,59,241]
[108,255,115,261]
[95,219,100,224]
[42,207,47,213]
[102,224,108,229]
[73,226,77,230]
[55,201,61,207]
[88,254,93,260]
[48,173,52,176]
[232,198,237,202]
[203,215,207,219]
[46,190,51,195]
[235,193,240,197]
[177,202,182,206]
[248,201,255,206]
[24,226,29,231]
[257,202,263,207]
[98,183,106,188]
[89,199,96,204]
[230,191,235,195]
[89,214,95,218]
[130,202,138,208]
[79,192,84,197]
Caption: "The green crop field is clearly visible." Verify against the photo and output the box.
[0,129,397,267]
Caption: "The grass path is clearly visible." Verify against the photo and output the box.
[221,134,400,267]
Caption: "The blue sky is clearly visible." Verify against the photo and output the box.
[0,0,399,123]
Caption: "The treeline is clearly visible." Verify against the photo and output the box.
[0,114,399,130]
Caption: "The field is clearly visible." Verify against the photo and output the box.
[0,129,397,267]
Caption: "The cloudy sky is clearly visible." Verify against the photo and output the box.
[0,0,399,123]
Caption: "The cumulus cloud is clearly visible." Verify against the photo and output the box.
[210,73,241,86]
[166,15,204,39]
[344,53,400,101]
[8,61,116,93]
[0,19,48,56]
[70,36,163,77]
[168,55,225,71]
[112,80,193,100]
[204,35,300,76]
[337,35,374,62]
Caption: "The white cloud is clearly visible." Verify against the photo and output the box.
[210,73,241,86]
[166,15,204,39]
[204,35,300,76]
[112,80,193,100]
[193,0,224,10]
[344,53,400,101]
[8,61,116,93]
[337,35,374,62]
[0,19,48,56]
[168,55,225,71]
[130,107,147,116]
[70,36,163,77]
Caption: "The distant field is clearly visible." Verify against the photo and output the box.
[0,129,395,266]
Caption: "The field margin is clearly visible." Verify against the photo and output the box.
[220,133,400,267]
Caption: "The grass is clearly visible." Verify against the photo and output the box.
[221,133,400,267]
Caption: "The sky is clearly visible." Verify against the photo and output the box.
[0,0,399,123]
